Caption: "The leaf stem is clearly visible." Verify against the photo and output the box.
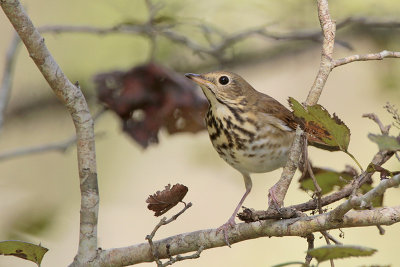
[345,151,363,171]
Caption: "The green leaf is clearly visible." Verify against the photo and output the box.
[299,165,384,206]
[289,97,351,152]
[368,134,400,151]
[0,240,48,266]
[299,167,354,195]
[307,245,376,263]
[271,261,309,267]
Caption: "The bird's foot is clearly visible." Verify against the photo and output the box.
[216,217,236,247]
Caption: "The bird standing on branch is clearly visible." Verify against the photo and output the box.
[185,71,326,245]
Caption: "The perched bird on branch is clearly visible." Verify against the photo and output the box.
[186,71,331,245]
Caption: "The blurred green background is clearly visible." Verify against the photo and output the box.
[0,0,399,266]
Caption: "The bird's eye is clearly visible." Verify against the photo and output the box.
[218,76,229,85]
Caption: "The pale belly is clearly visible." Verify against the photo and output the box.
[211,135,293,174]
[205,105,295,175]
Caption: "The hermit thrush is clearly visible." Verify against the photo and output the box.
[185,71,317,245]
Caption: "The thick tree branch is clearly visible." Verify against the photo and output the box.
[0,1,99,266]
[98,206,400,266]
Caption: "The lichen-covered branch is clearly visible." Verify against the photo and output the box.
[98,206,400,266]
[0,1,99,266]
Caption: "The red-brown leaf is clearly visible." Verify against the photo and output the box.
[146,184,188,216]
[94,63,208,148]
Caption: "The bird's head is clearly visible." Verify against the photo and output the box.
[185,71,253,106]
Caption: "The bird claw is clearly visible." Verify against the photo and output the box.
[216,218,236,247]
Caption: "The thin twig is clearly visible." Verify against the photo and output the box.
[0,32,20,131]
[305,234,315,265]
[0,136,77,161]
[362,113,391,135]
[325,232,342,245]
[159,246,204,267]
[334,50,400,68]
[376,225,385,235]
[384,102,400,129]
[239,150,394,222]
[308,161,323,213]
[0,108,106,162]
[328,174,400,222]
[307,130,334,267]
[146,202,195,267]
[320,231,335,267]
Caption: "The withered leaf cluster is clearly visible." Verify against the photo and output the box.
[146,183,188,216]
[95,63,208,148]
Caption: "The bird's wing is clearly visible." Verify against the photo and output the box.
[250,91,341,151]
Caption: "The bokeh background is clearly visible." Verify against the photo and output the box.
[0,0,399,266]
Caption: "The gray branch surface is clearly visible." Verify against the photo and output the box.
[1,0,400,266]
[98,205,400,266]
[0,0,99,266]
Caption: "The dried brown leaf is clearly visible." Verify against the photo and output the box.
[95,63,208,148]
[146,184,188,216]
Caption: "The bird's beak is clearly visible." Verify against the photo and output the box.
[185,73,213,87]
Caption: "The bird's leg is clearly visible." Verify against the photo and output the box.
[217,173,252,247]
[268,184,281,210]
